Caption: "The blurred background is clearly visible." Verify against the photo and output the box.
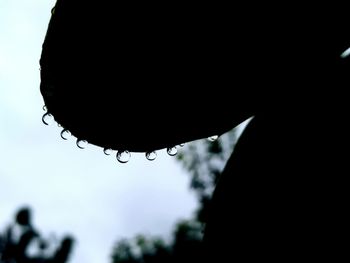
[0,1,245,262]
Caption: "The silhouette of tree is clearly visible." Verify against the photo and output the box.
[0,207,75,263]
[111,220,204,263]
[111,127,240,263]
[176,128,240,224]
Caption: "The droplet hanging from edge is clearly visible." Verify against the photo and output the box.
[76,139,88,149]
[116,150,131,163]
[104,148,113,156]
[60,129,71,140]
[145,151,157,161]
[43,105,47,111]
[42,113,53,125]
[179,143,185,147]
[208,135,219,142]
[167,147,178,156]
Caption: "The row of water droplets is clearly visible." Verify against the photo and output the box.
[42,106,89,146]
[42,106,218,163]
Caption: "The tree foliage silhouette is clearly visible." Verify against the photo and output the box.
[0,207,74,263]
[111,128,239,263]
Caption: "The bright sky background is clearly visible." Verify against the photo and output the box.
[0,1,198,262]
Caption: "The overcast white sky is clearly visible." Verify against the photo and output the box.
[0,1,198,262]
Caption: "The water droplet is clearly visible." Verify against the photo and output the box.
[43,105,47,111]
[57,123,62,127]
[104,148,113,155]
[42,113,53,125]
[167,147,178,156]
[145,151,157,161]
[116,150,131,163]
[208,135,219,142]
[179,143,185,147]
[76,139,88,149]
[60,129,71,140]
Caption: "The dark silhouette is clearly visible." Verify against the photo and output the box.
[111,220,204,263]
[39,1,253,152]
[39,1,349,261]
[49,236,74,263]
[0,207,75,263]
[111,129,238,262]
[0,207,39,263]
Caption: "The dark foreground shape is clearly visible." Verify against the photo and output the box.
[40,1,349,260]
[40,1,257,152]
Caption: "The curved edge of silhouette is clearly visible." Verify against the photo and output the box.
[39,0,258,152]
